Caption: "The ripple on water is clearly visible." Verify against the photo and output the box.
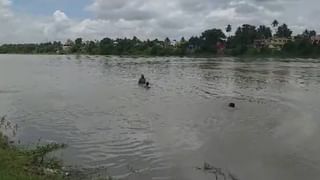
[2,56,320,180]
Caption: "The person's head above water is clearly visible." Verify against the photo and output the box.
[146,82,149,86]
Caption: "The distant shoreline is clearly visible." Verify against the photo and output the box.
[1,53,320,59]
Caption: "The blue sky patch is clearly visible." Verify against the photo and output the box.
[12,0,91,18]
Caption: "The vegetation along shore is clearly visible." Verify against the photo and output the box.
[1,20,320,58]
[0,115,66,180]
[0,114,239,180]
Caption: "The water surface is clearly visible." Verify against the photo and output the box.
[0,55,320,180]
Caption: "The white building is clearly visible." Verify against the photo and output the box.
[311,35,320,44]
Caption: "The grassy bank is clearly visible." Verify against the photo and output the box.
[0,132,65,180]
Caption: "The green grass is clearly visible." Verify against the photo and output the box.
[0,133,64,180]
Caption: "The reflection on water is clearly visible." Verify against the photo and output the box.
[1,55,320,180]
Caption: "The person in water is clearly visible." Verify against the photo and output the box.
[138,74,146,84]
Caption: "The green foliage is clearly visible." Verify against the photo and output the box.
[272,20,279,28]
[0,42,62,54]
[302,29,317,39]
[0,133,65,180]
[257,25,272,39]
[84,41,99,55]
[0,21,319,57]
[230,45,248,56]
[275,24,292,38]
[200,28,226,53]
[283,39,320,57]
[232,24,257,47]
[226,24,232,33]
[30,143,66,167]
[71,38,83,53]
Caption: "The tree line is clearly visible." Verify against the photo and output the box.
[1,20,320,57]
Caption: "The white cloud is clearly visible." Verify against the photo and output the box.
[0,0,320,43]
[53,10,69,22]
[0,0,13,19]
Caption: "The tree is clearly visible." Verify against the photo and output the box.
[272,20,279,28]
[226,24,232,37]
[132,36,140,46]
[84,41,98,54]
[234,24,257,44]
[132,36,139,42]
[100,37,114,55]
[283,39,314,56]
[272,20,279,36]
[227,24,258,55]
[72,38,83,53]
[200,28,226,53]
[189,36,201,47]
[180,37,186,43]
[310,30,317,37]
[257,25,272,39]
[302,29,317,39]
[2,21,320,57]
[275,24,292,38]
[164,37,171,47]
[75,38,82,47]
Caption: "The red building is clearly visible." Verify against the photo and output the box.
[216,41,226,55]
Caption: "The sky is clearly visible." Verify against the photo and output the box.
[0,0,319,43]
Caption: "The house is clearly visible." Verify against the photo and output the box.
[311,35,320,44]
[254,37,292,50]
[254,39,270,49]
[62,39,73,52]
[216,41,226,55]
[269,37,292,50]
[171,40,178,46]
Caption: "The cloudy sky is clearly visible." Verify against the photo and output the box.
[0,0,319,43]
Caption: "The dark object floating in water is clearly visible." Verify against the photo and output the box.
[229,103,235,108]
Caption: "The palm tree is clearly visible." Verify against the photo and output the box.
[272,20,279,28]
[272,20,279,37]
[226,24,232,37]
[164,37,171,47]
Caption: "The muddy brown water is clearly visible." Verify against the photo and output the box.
[1,54,320,180]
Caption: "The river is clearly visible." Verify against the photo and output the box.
[0,54,320,180]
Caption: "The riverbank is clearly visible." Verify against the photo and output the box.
[0,132,65,180]
[1,52,320,59]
